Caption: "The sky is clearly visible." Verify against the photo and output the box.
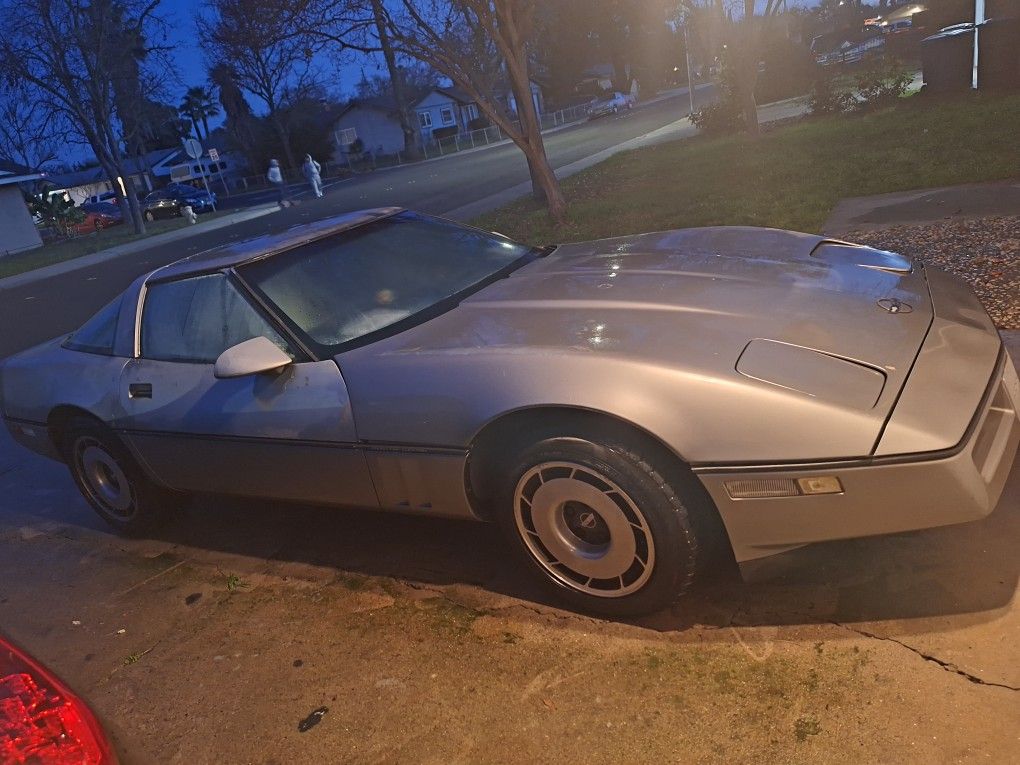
[157,0,367,114]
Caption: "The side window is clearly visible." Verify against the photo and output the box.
[141,273,293,363]
[64,295,124,356]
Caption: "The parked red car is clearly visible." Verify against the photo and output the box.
[1,634,116,763]
[72,201,123,235]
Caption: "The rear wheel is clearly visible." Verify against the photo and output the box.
[63,418,176,536]
[144,210,154,222]
[496,435,699,617]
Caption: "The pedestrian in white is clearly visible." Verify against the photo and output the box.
[302,154,323,198]
[267,159,289,208]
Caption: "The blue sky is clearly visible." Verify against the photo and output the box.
[157,0,367,110]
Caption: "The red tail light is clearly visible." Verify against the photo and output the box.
[1,636,115,764]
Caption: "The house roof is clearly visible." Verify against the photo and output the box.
[0,170,44,187]
[46,148,180,189]
[432,86,474,105]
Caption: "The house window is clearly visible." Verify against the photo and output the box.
[418,111,432,128]
[337,127,357,146]
[440,107,455,125]
[467,104,479,120]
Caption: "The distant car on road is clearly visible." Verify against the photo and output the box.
[141,186,216,221]
[1,209,1017,616]
[72,201,123,235]
[588,91,635,119]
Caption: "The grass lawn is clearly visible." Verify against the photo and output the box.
[474,91,1020,244]
[0,210,232,280]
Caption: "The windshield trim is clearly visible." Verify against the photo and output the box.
[233,214,541,360]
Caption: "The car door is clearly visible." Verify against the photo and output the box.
[114,271,379,507]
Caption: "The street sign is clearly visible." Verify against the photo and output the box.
[182,138,202,160]
[208,148,219,162]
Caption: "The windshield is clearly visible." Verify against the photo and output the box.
[237,211,536,355]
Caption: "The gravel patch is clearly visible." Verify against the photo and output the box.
[847,215,1020,329]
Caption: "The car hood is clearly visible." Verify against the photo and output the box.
[458,227,932,383]
[339,227,935,461]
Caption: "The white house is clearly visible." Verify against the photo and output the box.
[414,83,543,145]
[414,88,480,144]
[331,96,408,158]
[0,170,45,256]
[331,81,546,157]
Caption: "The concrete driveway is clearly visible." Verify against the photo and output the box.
[1,337,1016,763]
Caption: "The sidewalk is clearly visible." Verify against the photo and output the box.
[0,203,278,290]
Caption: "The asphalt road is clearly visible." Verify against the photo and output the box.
[0,89,712,360]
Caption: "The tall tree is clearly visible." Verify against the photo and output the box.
[369,0,419,158]
[729,0,785,135]
[386,0,567,222]
[0,81,61,171]
[201,0,320,167]
[179,85,221,140]
[0,0,161,233]
[209,62,259,162]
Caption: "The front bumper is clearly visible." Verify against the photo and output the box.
[698,347,1019,563]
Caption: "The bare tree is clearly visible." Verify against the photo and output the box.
[0,82,62,171]
[386,0,566,222]
[726,0,785,135]
[201,0,322,168]
[0,0,163,233]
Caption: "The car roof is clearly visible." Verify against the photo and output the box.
[146,207,404,283]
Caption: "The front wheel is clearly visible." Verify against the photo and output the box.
[63,418,177,536]
[144,210,155,222]
[496,436,699,617]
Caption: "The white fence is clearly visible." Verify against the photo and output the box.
[337,101,595,167]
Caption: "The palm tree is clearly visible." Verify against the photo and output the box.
[178,86,220,141]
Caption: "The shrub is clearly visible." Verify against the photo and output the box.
[755,36,818,104]
[690,98,744,136]
[808,68,856,115]
[854,55,913,111]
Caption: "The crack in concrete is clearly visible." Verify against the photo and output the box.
[833,622,1019,692]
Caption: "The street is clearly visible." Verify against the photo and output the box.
[0,88,713,361]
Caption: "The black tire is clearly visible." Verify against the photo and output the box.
[495,434,699,617]
[62,417,176,536]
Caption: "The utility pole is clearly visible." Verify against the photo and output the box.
[972,0,986,89]
[683,18,695,115]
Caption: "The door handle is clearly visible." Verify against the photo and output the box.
[128,382,152,399]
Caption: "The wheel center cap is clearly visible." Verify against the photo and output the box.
[578,511,597,529]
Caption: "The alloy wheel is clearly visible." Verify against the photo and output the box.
[513,461,655,598]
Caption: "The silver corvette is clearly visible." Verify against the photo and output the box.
[2,208,1018,615]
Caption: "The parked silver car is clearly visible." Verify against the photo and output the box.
[2,209,1017,615]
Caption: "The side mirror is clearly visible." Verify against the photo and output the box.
[214,336,292,379]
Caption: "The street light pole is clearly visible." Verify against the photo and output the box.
[683,18,695,114]
[972,0,986,89]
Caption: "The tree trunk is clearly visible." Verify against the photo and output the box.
[521,142,566,221]
[201,115,211,141]
[741,82,759,135]
[371,0,419,159]
[97,121,147,234]
[505,57,566,222]
[271,113,297,168]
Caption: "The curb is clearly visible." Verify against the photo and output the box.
[0,204,279,290]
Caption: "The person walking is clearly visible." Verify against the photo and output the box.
[267,159,289,208]
[302,154,323,198]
